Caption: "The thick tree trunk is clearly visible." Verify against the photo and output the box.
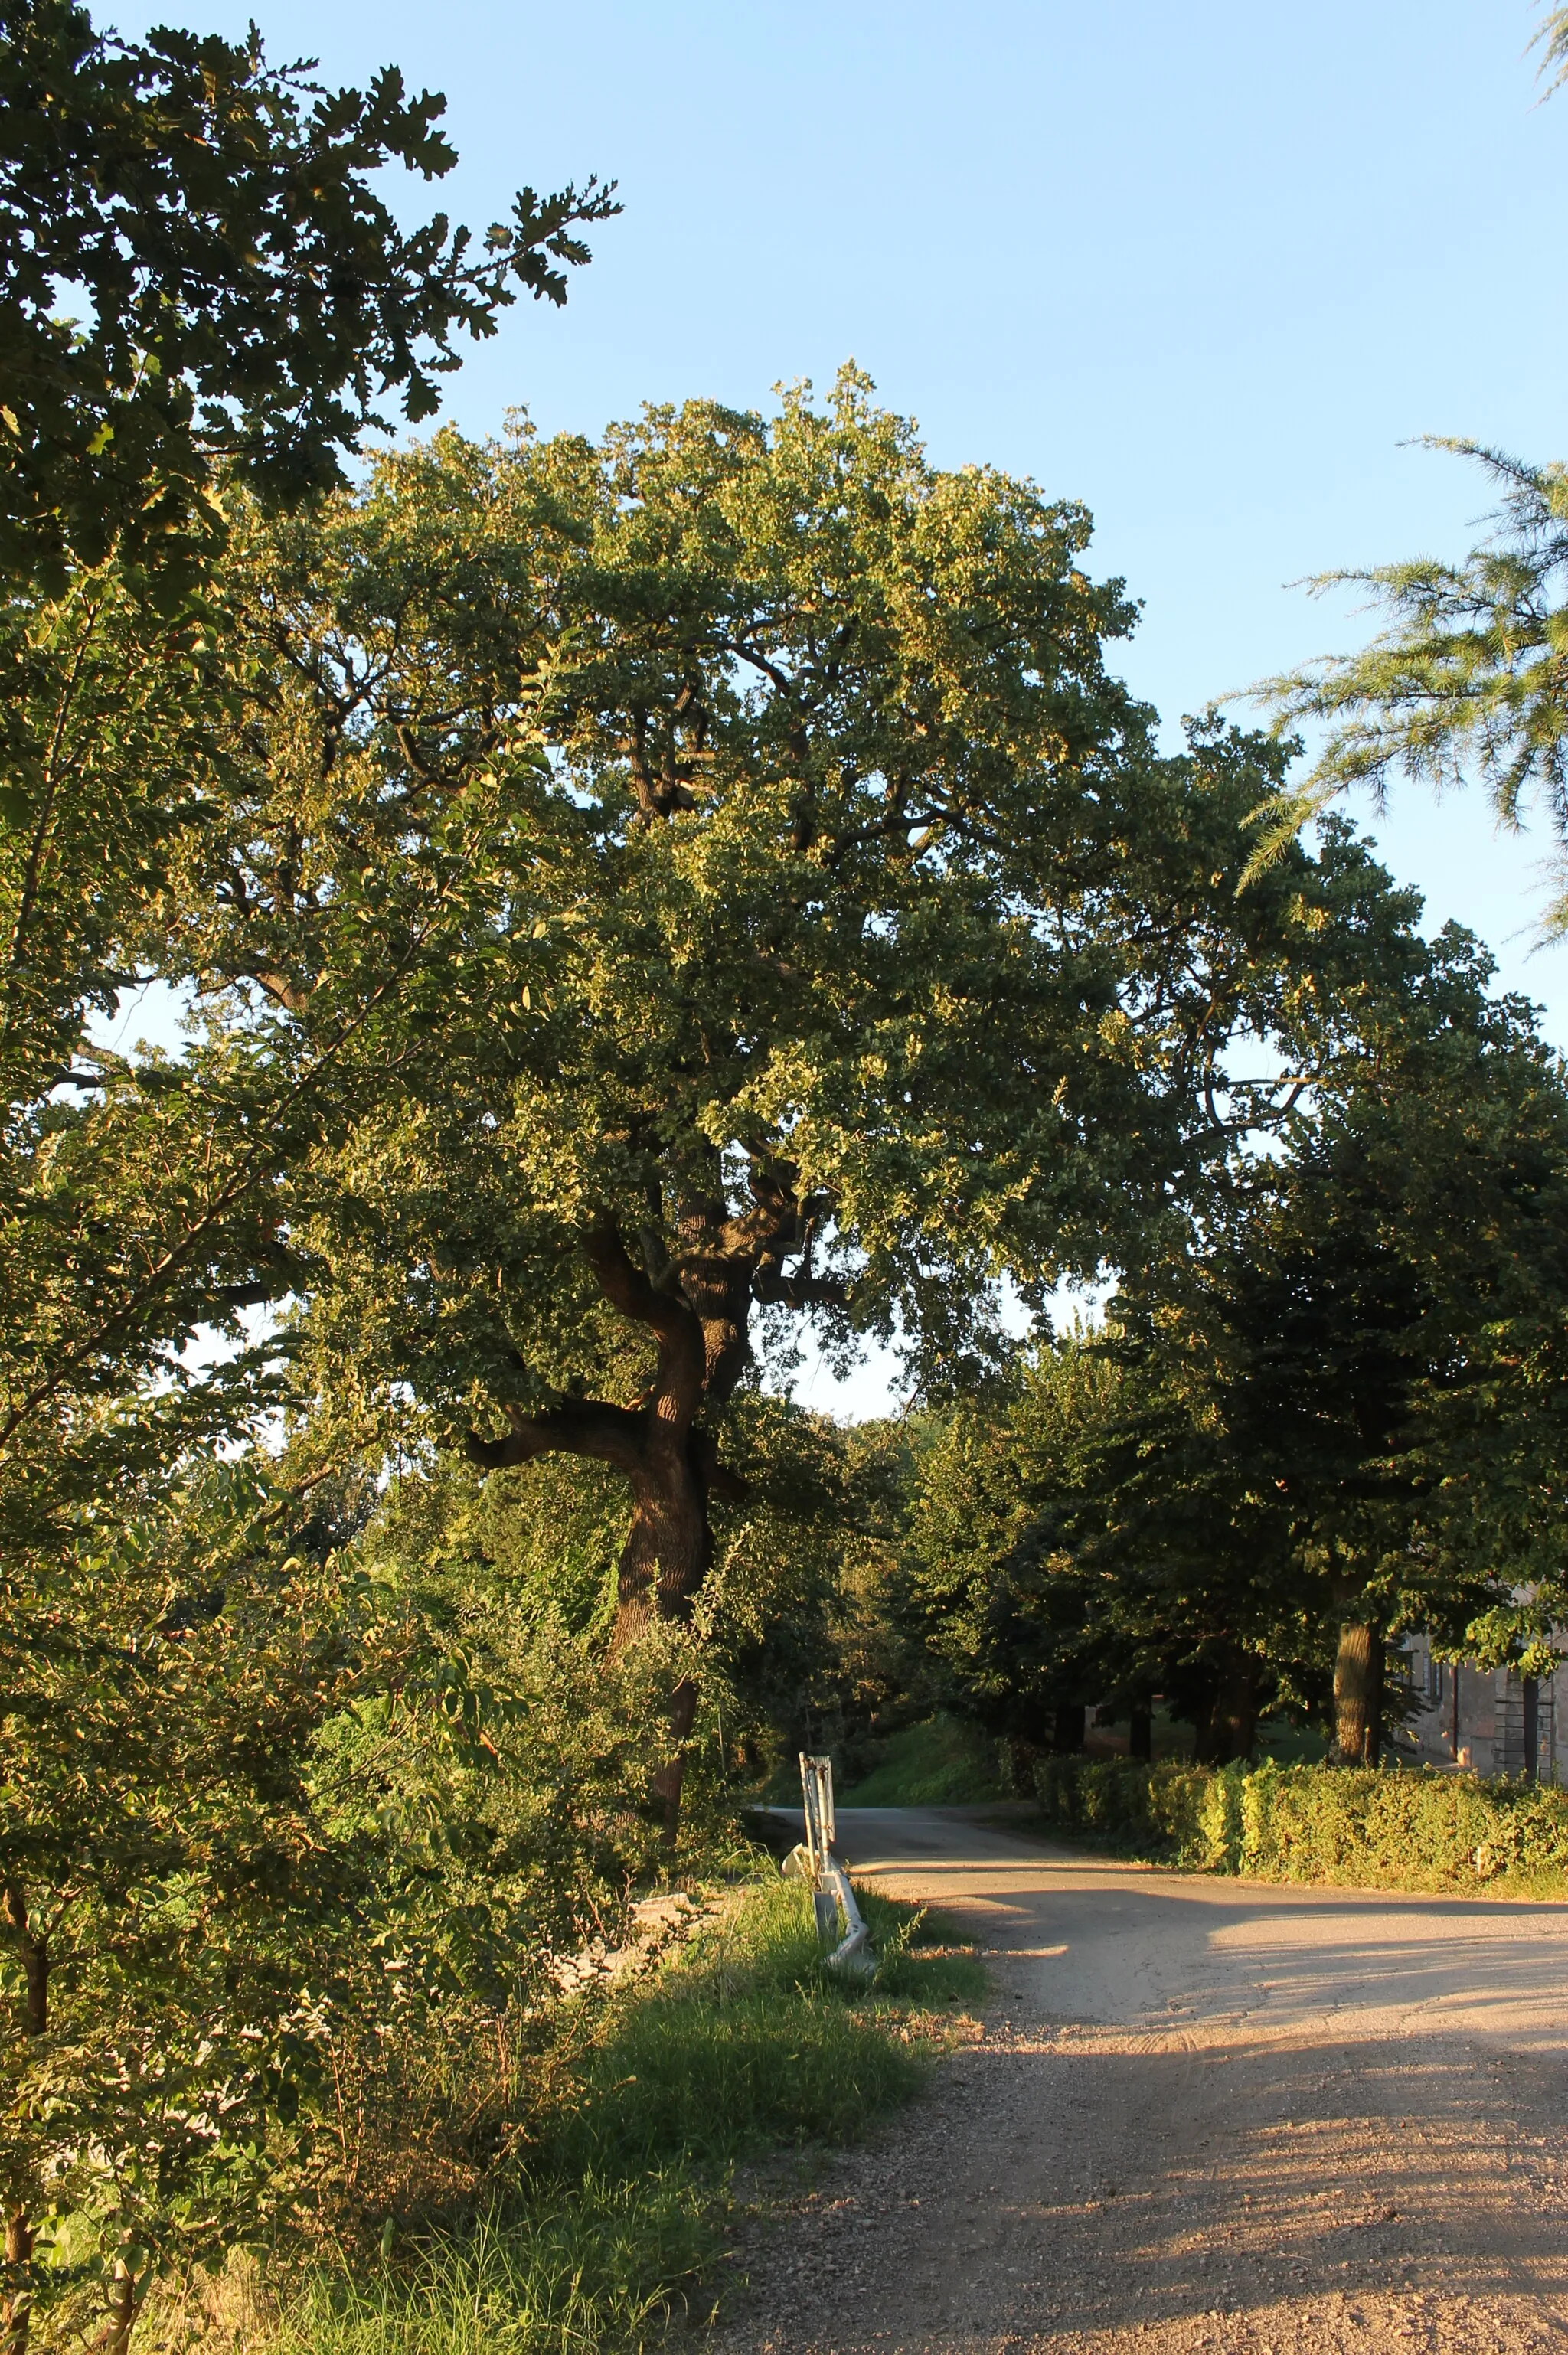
[1193,1653,1258,1765]
[1,1883,45,2355]
[1129,1706,1154,1763]
[606,1451,714,1656]
[2,2212,33,2355]
[1334,1621,1383,1764]
[649,1677,700,1836]
[466,1201,795,1841]
[1,1884,45,2037]
[604,1439,715,1840]
[1052,1702,1086,1754]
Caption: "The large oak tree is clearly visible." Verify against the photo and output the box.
[175,374,1399,1812]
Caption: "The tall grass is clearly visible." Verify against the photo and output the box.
[276,2192,709,2355]
[545,1878,927,2177]
[273,1876,982,2355]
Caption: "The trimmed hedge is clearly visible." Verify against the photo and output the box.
[1032,1754,1568,1890]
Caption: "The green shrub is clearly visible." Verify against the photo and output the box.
[1033,1755,1568,1891]
[1149,1763,1223,1866]
[271,1876,979,2355]
[1240,1762,1568,1888]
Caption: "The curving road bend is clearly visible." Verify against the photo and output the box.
[716,1805,1568,2355]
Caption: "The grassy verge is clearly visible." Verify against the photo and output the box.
[274,1876,985,2355]
[837,1715,1005,1806]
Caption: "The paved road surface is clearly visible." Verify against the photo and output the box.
[715,1805,1568,2355]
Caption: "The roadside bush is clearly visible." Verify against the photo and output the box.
[267,1876,977,2355]
[836,1716,1004,1808]
[1033,1755,1568,1889]
[1032,1756,1223,1865]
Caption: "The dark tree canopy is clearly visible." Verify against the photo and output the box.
[909,905,1568,1767]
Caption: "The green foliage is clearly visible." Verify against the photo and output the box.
[0,1459,382,2341]
[0,0,616,590]
[1033,1755,1568,1892]
[1251,14,1568,921]
[1537,3,1568,97]
[544,1880,926,2180]
[1034,1756,1223,1865]
[860,1893,990,2007]
[0,1445,684,2347]
[838,1716,1004,1808]
[0,0,612,1669]
[700,1408,916,1787]
[906,901,1568,1762]
[327,1397,913,1798]
[364,1452,629,1645]
[165,379,1399,1662]
[276,2196,710,2355]
[1256,445,1568,919]
[906,1334,1148,1748]
[268,1876,975,2355]
[0,554,315,1612]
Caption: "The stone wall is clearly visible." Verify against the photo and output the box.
[1396,1635,1563,1780]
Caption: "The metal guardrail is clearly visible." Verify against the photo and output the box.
[784,1752,874,1974]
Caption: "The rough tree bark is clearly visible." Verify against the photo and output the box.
[1,1880,46,2355]
[1333,1621,1383,1765]
[466,1168,835,1834]
[1052,1703,1087,1755]
[1193,1651,1259,1765]
[1524,1675,1540,1782]
[1,2214,32,2355]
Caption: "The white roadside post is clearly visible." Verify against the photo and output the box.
[784,1752,874,1974]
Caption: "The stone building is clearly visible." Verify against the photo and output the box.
[1395,1634,1563,1781]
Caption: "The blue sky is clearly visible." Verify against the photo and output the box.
[127,0,1567,1025]
[122,0,1568,1403]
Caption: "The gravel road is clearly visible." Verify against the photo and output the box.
[713,1805,1568,2355]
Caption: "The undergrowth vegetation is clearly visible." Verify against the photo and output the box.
[255,1876,983,2355]
[1034,1756,1568,1892]
[835,1716,1005,1808]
